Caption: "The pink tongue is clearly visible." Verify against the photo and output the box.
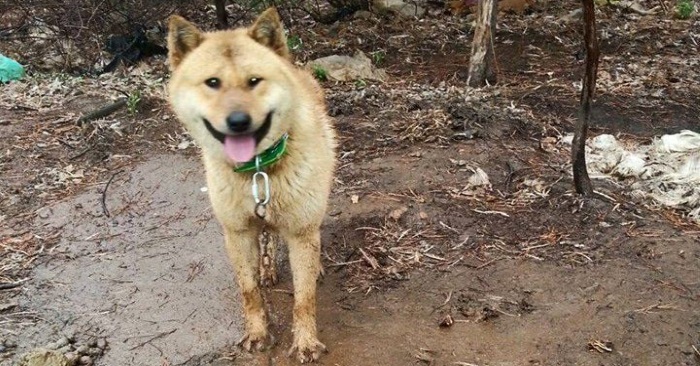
[223,135,256,163]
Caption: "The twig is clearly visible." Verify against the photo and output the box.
[526,239,556,250]
[439,221,460,233]
[359,248,380,270]
[77,98,127,125]
[433,291,453,310]
[633,303,681,314]
[423,253,446,261]
[476,256,506,269]
[588,339,613,353]
[69,143,96,160]
[271,289,294,295]
[0,282,23,290]
[102,170,122,217]
[473,209,510,217]
[129,329,177,350]
[327,259,363,267]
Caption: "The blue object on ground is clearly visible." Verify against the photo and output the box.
[0,54,25,83]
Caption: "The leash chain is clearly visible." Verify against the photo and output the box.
[251,156,274,282]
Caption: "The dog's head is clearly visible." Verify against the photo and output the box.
[167,8,294,164]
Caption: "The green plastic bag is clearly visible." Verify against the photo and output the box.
[0,54,25,83]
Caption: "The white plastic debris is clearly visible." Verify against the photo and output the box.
[612,152,646,178]
[573,130,700,223]
[655,130,700,153]
[467,167,491,188]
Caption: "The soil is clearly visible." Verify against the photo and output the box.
[1,1,699,366]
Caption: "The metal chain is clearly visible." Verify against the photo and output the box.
[249,153,276,285]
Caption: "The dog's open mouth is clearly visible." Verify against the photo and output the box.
[202,111,273,163]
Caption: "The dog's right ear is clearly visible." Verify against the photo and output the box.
[168,16,203,70]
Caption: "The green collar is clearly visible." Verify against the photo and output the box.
[233,134,289,173]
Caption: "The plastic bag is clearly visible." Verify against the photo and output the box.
[0,54,25,83]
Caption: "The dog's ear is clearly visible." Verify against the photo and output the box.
[168,15,203,70]
[249,8,290,60]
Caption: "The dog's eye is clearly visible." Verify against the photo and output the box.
[248,77,263,88]
[205,77,221,89]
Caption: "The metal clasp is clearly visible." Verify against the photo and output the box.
[251,156,270,219]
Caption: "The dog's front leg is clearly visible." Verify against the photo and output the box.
[284,227,327,363]
[224,227,270,351]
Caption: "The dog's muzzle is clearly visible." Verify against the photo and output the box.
[202,110,273,144]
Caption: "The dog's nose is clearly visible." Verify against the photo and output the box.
[226,112,251,133]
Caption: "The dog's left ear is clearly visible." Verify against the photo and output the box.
[249,8,290,60]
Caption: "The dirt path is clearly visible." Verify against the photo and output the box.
[10,156,244,365]
[6,145,699,365]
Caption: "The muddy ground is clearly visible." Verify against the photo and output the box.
[1,1,700,366]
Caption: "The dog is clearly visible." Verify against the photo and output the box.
[166,8,336,363]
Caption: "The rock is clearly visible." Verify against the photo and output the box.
[308,50,387,82]
[96,338,107,350]
[79,355,92,365]
[36,207,53,219]
[75,345,89,354]
[62,330,76,343]
[4,340,17,348]
[389,206,408,220]
[64,352,79,363]
[372,0,425,17]
[55,337,70,348]
[558,8,583,23]
[354,10,373,20]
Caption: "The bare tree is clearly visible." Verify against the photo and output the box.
[214,0,228,29]
[572,0,599,195]
[467,0,498,87]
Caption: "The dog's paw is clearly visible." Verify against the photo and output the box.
[287,335,327,363]
[237,330,273,352]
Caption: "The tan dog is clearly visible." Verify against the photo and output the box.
[166,8,336,363]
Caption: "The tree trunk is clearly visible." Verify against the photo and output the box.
[572,0,598,195]
[214,0,228,29]
[467,0,498,87]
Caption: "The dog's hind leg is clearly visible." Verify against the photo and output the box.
[224,227,270,351]
[283,226,327,363]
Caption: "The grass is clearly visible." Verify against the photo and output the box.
[287,34,303,52]
[677,0,694,19]
[127,90,141,115]
[312,65,328,81]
